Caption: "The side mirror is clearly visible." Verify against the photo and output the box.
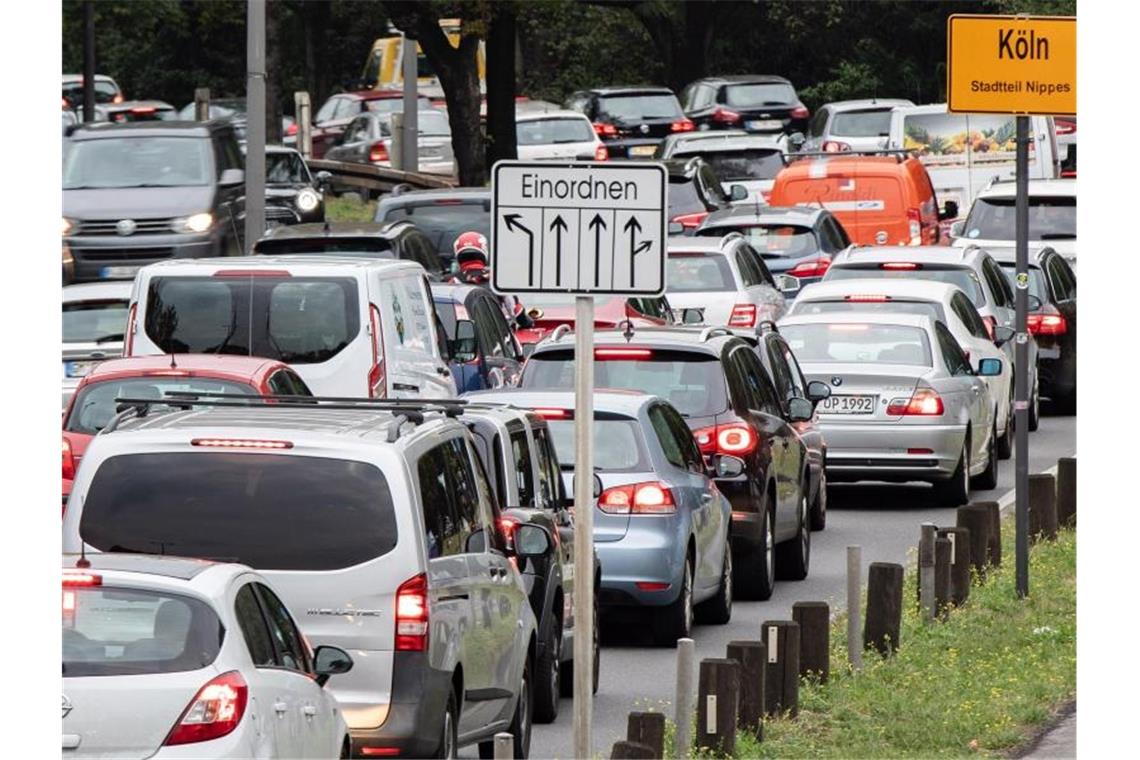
[514,524,552,558]
[450,319,478,363]
[939,200,960,221]
[713,454,745,478]
[313,645,354,687]
[667,221,684,235]
[315,170,332,190]
[806,380,831,403]
[681,308,704,325]
[977,357,1003,376]
[219,168,245,186]
[787,396,814,422]
[1028,294,1043,311]
[993,325,1015,347]
[729,184,749,202]
[788,131,806,150]
[949,220,965,239]
[774,274,801,294]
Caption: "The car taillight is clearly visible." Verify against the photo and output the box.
[598,481,676,515]
[595,347,652,359]
[63,572,101,587]
[369,304,386,398]
[672,211,709,230]
[693,422,759,457]
[844,294,890,303]
[981,315,997,341]
[191,438,294,449]
[907,208,922,243]
[822,140,850,153]
[395,573,429,651]
[880,262,919,270]
[711,107,741,125]
[532,408,572,420]
[163,671,248,746]
[787,256,831,278]
[369,141,390,163]
[124,303,137,356]
[286,122,298,136]
[791,105,810,119]
[593,122,618,137]
[1055,118,1076,136]
[671,119,696,132]
[594,144,609,161]
[112,93,124,104]
[62,438,75,481]
[886,388,944,416]
[1027,309,1068,336]
[131,106,157,115]
[728,304,758,327]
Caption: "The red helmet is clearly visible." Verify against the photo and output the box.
[453,231,489,271]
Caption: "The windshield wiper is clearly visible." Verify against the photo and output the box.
[1039,233,1076,240]
[95,333,124,344]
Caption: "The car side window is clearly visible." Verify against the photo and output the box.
[648,404,687,470]
[735,347,783,416]
[408,231,443,274]
[266,370,293,396]
[472,299,505,357]
[484,297,521,360]
[809,108,829,138]
[981,259,1013,307]
[826,216,850,249]
[1046,256,1073,301]
[443,438,482,548]
[532,426,565,508]
[335,98,359,120]
[234,584,276,667]
[284,370,312,395]
[660,403,704,473]
[765,340,796,406]
[735,251,759,287]
[936,322,971,376]
[700,165,728,204]
[417,444,463,558]
[508,428,535,508]
[255,583,313,674]
[778,339,810,399]
[951,293,989,339]
[315,97,338,123]
[1057,257,1076,298]
[465,438,505,553]
[745,245,777,287]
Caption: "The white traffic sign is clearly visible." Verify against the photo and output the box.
[490,161,667,296]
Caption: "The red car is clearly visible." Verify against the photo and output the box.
[515,294,677,349]
[61,355,312,507]
[310,90,431,158]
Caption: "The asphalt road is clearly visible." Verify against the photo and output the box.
[520,411,1076,760]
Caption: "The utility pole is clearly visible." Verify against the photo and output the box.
[82,0,95,122]
[401,32,419,173]
[245,0,266,251]
[1014,115,1030,598]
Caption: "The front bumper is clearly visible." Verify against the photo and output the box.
[66,230,220,282]
[595,518,686,608]
[820,420,966,483]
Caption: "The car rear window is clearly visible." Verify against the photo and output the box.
[722,224,819,258]
[63,80,119,105]
[63,299,129,343]
[517,118,595,145]
[523,350,729,417]
[998,263,1049,301]
[598,94,683,121]
[724,83,797,108]
[830,109,893,138]
[63,587,223,678]
[825,265,987,307]
[64,137,212,189]
[252,237,394,257]
[667,253,735,293]
[781,323,933,366]
[380,201,490,261]
[668,178,706,217]
[65,378,255,435]
[80,453,398,571]
[963,196,1076,241]
[546,418,648,472]
[692,149,785,181]
[144,276,359,364]
[790,298,945,323]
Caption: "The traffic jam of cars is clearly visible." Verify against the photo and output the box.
[60,50,1076,760]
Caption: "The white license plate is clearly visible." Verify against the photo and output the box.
[629,145,657,157]
[100,265,141,279]
[63,361,97,379]
[746,120,782,131]
[818,394,876,415]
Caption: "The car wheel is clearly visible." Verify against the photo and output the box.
[533,621,561,723]
[934,435,970,507]
[809,467,827,531]
[1028,376,1041,431]
[696,539,732,625]
[972,423,999,491]
[735,506,776,601]
[653,555,693,646]
[438,687,459,759]
[777,486,811,581]
[510,656,533,759]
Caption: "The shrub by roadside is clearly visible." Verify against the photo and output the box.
[324,194,377,223]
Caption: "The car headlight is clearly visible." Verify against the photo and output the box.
[172,212,213,234]
[63,217,75,236]
[296,188,320,213]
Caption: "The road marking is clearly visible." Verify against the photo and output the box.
[997,463,1059,518]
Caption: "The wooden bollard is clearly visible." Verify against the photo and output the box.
[611,741,654,759]
[673,638,695,759]
[626,712,665,758]
[937,527,971,606]
[864,562,903,656]
[761,621,800,717]
[1057,457,1076,527]
[697,658,740,756]
[934,536,951,620]
[725,641,765,739]
[494,732,513,759]
[792,601,830,683]
[956,505,992,578]
[1028,473,1059,542]
[846,546,863,671]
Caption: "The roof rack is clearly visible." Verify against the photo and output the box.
[698,327,734,342]
[547,324,572,343]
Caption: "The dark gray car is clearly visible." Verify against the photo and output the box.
[62,120,246,283]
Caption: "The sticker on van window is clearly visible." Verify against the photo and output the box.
[968,229,980,238]
[393,295,406,344]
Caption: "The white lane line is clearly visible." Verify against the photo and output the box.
[997,463,1060,518]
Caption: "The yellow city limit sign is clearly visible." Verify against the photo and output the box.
[947,14,1075,115]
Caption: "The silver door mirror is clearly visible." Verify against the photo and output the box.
[313,645,354,687]
[774,274,801,294]
[993,325,1015,347]
[806,380,831,403]
[714,455,745,478]
[729,184,749,201]
[514,524,552,558]
[680,308,705,325]
[949,220,965,239]
[787,396,814,422]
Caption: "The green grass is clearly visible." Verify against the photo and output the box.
[728,522,1075,758]
[323,193,377,223]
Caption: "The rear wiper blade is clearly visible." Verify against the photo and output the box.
[1038,233,1076,240]
[95,333,124,344]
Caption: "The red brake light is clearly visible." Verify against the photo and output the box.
[672,211,709,230]
[124,303,137,356]
[62,438,76,481]
[130,106,157,115]
[635,581,671,591]
[728,304,758,328]
[532,407,571,420]
[693,422,758,457]
[369,304,387,398]
[670,119,696,133]
[594,144,609,161]
[62,572,101,588]
[791,105,810,119]
[787,256,831,278]
[880,262,919,270]
[598,481,676,515]
[711,107,741,125]
[593,122,618,137]
[595,348,652,359]
[886,388,944,416]
[844,294,890,303]
[395,573,429,651]
[369,141,390,163]
[1055,119,1076,136]
[822,140,851,153]
[191,438,294,449]
[1027,310,1068,336]
[164,671,248,746]
[360,749,401,757]
[286,122,298,136]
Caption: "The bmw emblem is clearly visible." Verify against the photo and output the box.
[639,124,649,134]
[830,376,843,387]
[116,219,138,236]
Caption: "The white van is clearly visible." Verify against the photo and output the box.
[124,256,457,399]
[886,104,1059,223]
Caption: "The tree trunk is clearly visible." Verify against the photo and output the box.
[485,2,518,167]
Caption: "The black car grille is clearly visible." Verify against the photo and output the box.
[76,218,176,236]
[265,205,300,222]
[75,247,175,262]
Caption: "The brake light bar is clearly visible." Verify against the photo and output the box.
[62,572,102,587]
[593,122,618,137]
[880,262,919,270]
[598,482,676,515]
[595,348,652,359]
[532,408,572,420]
[395,573,429,651]
[212,270,292,278]
[191,438,294,449]
[886,387,944,416]
[844,294,891,303]
[728,304,758,328]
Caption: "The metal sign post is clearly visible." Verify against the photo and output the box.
[244,0,267,251]
[490,160,668,758]
[400,33,419,174]
[1014,115,1030,598]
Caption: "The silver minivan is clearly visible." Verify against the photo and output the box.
[62,399,539,758]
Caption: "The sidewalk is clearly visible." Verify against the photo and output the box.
[1021,705,1075,759]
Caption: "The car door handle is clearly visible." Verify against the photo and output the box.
[274,701,288,714]
[302,705,317,718]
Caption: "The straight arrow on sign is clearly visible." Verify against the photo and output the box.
[588,213,607,288]
[549,214,569,288]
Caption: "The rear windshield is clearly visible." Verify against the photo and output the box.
[517,118,594,145]
[80,453,398,571]
[63,299,129,343]
[65,378,255,435]
[790,298,946,323]
[998,263,1049,301]
[963,196,1076,241]
[724,83,797,108]
[144,276,360,364]
[598,94,683,121]
[667,253,735,293]
[523,350,729,418]
[825,266,987,307]
[668,179,705,217]
[366,96,431,113]
[781,323,933,366]
[685,149,784,181]
[64,587,223,677]
[380,201,489,260]
[253,237,394,257]
[546,418,648,472]
[722,224,819,257]
[63,80,119,105]
[830,109,893,138]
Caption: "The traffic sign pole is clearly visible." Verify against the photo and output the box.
[1014,115,1030,598]
[572,295,595,759]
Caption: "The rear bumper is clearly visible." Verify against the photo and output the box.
[821,421,965,483]
[1037,341,1076,398]
[601,138,663,158]
[714,474,766,551]
[346,651,451,759]
[595,520,686,608]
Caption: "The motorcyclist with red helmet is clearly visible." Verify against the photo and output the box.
[451,231,533,328]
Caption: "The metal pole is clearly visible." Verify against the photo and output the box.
[1014,115,1030,598]
[82,0,95,123]
[674,638,695,758]
[245,0,267,251]
[294,91,312,159]
[194,88,210,122]
[401,33,419,174]
[846,546,862,671]
[493,732,513,759]
[573,296,595,760]
[919,523,937,622]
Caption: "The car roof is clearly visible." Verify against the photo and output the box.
[259,221,404,240]
[429,282,481,301]
[379,187,491,204]
[668,132,786,153]
[62,553,225,581]
[977,178,1076,197]
[832,245,990,267]
[796,277,965,302]
[515,109,591,122]
[530,325,738,355]
[974,244,1052,267]
[585,86,676,96]
[139,254,424,274]
[81,354,284,383]
[465,389,654,417]
[63,281,133,303]
[779,311,936,330]
[62,74,116,84]
[343,89,417,101]
[67,120,223,139]
[782,155,911,174]
[667,234,741,255]
[822,98,915,112]
[694,74,793,85]
[702,204,825,227]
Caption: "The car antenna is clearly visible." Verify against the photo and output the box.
[169,352,177,370]
[75,542,90,569]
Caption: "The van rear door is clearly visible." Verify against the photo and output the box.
[371,271,458,398]
[778,169,907,247]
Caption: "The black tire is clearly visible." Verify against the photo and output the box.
[340,737,351,759]
[997,398,1014,460]
[933,435,970,507]
[734,506,776,601]
[809,466,827,531]
[532,621,561,723]
[973,424,999,491]
[1028,377,1041,431]
[438,687,459,759]
[695,539,732,625]
[652,555,693,646]
[776,486,811,581]
[510,656,533,759]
